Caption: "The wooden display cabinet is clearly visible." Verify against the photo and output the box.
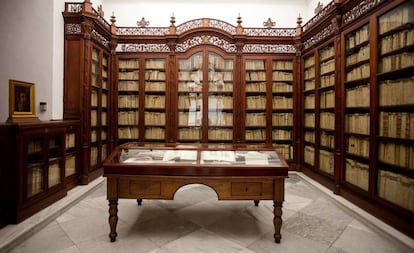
[0,120,79,225]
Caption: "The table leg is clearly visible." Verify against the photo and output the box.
[108,199,118,242]
[254,200,260,206]
[273,200,283,243]
[137,199,142,206]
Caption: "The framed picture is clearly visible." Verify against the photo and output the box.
[8,80,39,122]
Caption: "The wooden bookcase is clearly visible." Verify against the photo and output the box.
[62,0,414,238]
[0,120,79,225]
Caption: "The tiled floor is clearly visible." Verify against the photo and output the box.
[1,172,413,253]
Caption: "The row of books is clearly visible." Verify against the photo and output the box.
[48,162,61,188]
[145,70,166,81]
[380,29,414,55]
[346,25,369,50]
[272,96,293,109]
[304,113,315,128]
[246,113,266,126]
[246,60,265,70]
[345,158,369,191]
[118,111,138,125]
[179,111,202,126]
[273,61,293,70]
[208,112,233,126]
[304,66,315,79]
[91,129,107,143]
[90,146,98,166]
[304,80,315,91]
[347,135,369,158]
[91,75,99,87]
[179,55,203,70]
[178,69,203,83]
[319,150,334,175]
[378,52,414,73]
[27,165,43,197]
[92,49,99,61]
[246,96,266,109]
[272,129,292,140]
[378,3,413,35]
[65,154,76,177]
[320,90,335,108]
[378,141,414,168]
[273,144,293,160]
[320,112,335,130]
[345,113,370,135]
[28,139,43,154]
[91,92,107,108]
[245,129,266,141]
[320,59,335,75]
[177,82,201,92]
[379,112,414,139]
[379,78,414,106]
[118,127,139,139]
[119,95,139,108]
[102,144,107,161]
[209,58,234,71]
[346,63,370,81]
[346,84,370,107]
[145,82,165,91]
[304,131,315,143]
[304,57,315,68]
[246,71,266,81]
[273,82,293,92]
[320,131,334,148]
[304,145,315,165]
[91,111,107,126]
[145,112,166,125]
[208,129,233,140]
[119,81,139,91]
[145,95,165,108]
[119,70,139,80]
[178,127,201,140]
[145,59,166,69]
[304,94,315,109]
[66,133,76,149]
[209,96,233,110]
[346,45,370,66]
[145,127,165,139]
[272,113,293,126]
[273,71,293,81]
[246,82,266,92]
[319,73,335,87]
[377,170,414,212]
[319,46,334,62]
[119,59,139,69]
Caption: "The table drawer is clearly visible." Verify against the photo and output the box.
[231,182,263,196]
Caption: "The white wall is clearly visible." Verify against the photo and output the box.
[0,0,71,122]
[102,0,309,28]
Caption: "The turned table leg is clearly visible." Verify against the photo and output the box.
[108,199,118,242]
[273,200,283,243]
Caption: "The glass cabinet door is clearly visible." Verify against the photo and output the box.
[178,52,203,142]
[208,52,234,142]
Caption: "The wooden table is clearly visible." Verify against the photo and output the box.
[103,143,288,243]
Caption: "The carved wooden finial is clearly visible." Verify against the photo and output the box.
[137,17,150,27]
[110,12,116,24]
[236,14,243,35]
[315,1,323,14]
[97,4,104,17]
[263,18,276,28]
[169,13,176,35]
[295,14,303,36]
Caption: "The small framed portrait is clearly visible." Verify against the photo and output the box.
[8,80,39,122]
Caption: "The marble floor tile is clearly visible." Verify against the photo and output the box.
[2,173,414,253]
